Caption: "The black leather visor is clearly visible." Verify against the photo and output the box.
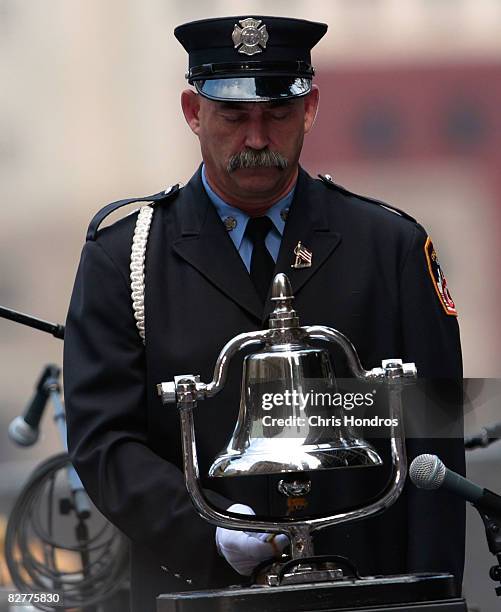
[194,76,312,102]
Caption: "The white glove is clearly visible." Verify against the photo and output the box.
[215,504,289,576]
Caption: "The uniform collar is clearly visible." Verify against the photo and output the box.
[201,164,294,248]
[171,164,341,322]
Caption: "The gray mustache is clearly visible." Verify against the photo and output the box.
[227,149,288,173]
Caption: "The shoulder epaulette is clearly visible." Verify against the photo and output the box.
[86,184,181,241]
[318,174,416,223]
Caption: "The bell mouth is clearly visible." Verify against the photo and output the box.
[208,440,383,478]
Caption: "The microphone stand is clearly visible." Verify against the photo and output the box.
[2,304,126,609]
[46,369,97,612]
[464,422,501,594]
[0,304,65,339]
[474,504,501,597]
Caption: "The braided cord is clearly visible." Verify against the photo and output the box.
[130,205,154,344]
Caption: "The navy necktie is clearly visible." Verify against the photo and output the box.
[245,216,275,303]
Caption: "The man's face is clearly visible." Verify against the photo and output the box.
[181,86,319,205]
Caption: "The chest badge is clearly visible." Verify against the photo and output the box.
[291,241,313,269]
[232,18,269,56]
[424,236,457,316]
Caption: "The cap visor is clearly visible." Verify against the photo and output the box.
[195,77,312,102]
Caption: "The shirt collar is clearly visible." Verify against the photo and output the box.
[201,164,295,249]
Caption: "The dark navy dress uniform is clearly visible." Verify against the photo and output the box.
[63,16,465,612]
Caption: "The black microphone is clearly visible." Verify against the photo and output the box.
[409,453,501,516]
[8,364,60,446]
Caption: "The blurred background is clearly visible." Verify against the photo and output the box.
[1,0,500,609]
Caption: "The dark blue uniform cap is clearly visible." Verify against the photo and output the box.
[174,16,327,102]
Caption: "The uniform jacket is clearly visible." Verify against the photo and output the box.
[64,166,465,612]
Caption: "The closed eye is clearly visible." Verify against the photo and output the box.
[269,111,290,121]
[219,112,246,123]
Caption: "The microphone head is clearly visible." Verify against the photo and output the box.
[409,454,446,490]
[8,416,39,447]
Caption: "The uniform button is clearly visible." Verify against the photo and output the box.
[224,216,237,231]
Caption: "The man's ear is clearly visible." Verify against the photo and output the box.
[304,85,320,135]
[181,89,201,135]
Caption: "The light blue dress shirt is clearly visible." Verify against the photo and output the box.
[201,164,295,272]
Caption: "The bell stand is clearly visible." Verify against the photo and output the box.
[158,274,417,583]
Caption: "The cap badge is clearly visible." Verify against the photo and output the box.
[232,18,269,56]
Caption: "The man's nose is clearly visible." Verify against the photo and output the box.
[244,116,270,150]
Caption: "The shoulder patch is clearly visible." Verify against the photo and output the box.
[318,174,416,223]
[86,184,181,241]
[424,236,457,316]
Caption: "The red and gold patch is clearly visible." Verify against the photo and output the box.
[424,237,457,316]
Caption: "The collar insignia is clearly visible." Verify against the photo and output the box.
[232,18,269,56]
[224,216,237,231]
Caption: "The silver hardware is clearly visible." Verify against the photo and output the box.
[267,564,344,586]
[381,359,417,382]
[268,273,300,331]
[232,18,269,56]
[157,381,177,404]
[157,375,207,406]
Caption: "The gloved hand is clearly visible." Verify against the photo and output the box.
[215,504,289,576]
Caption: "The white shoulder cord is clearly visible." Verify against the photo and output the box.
[130,195,195,585]
[129,198,194,586]
[130,205,154,344]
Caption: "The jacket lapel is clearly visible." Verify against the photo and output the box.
[170,166,342,323]
[266,168,342,319]
[171,168,264,321]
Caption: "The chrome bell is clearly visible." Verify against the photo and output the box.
[209,275,383,478]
